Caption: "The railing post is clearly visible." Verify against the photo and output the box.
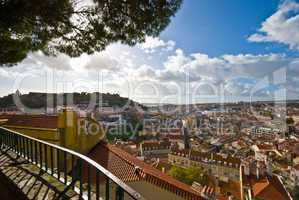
[34,141,38,164]
[57,149,60,180]
[45,144,48,171]
[50,146,54,175]
[39,142,42,167]
[87,164,91,199]
[30,139,33,163]
[63,151,67,184]
[96,171,100,200]
[105,177,110,200]
[78,159,83,198]
[0,129,2,149]
[116,185,124,200]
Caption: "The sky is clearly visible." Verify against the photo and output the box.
[1,0,299,104]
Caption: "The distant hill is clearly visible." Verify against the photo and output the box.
[0,92,142,110]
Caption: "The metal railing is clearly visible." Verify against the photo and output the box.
[0,127,143,200]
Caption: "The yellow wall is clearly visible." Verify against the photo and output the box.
[2,109,105,155]
[3,125,60,145]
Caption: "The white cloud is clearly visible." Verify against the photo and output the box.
[137,36,176,53]
[24,52,73,70]
[1,36,299,102]
[134,65,156,78]
[248,0,299,50]
[84,53,119,71]
[164,49,190,71]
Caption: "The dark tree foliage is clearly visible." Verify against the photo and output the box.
[286,117,295,125]
[168,166,208,185]
[0,92,134,108]
[0,0,182,66]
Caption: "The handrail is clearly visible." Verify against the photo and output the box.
[0,126,143,200]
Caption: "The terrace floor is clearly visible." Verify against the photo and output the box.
[0,147,79,200]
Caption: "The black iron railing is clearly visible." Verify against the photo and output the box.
[0,127,143,200]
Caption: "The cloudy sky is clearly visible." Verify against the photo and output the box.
[1,0,299,104]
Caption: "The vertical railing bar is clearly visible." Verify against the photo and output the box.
[21,136,24,157]
[0,131,2,149]
[105,177,109,200]
[71,155,75,189]
[2,132,4,148]
[14,134,17,153]
[24,137,27,158]
[5,132,7,148]
[18,135,21,156]
[2,130,6,148]
[12,133,14,151]
[3,132,5,148]
[15,135,19,155]
[0,131,2,150]
[39,142,42,168]
[4,132,7,148]
[63,151,67,184]
[20,136,22,156]
[13,133,15,152]
[116,186,124,200]
[12,133,15,152]
[19,135,21,155]
[96,171,100,200]
[2,131,5,148]
[30,139,33,163]
[4,131,6,148]
[50,146,54,175]
[2,131,4,148]
[5,132,8,148]
[8,132,11,150]
[57,149,60,180]
[78,159,83,198]
[3,131,5,148]
[22,136,25,157]
[9,133,11,150]
[8,132,11,149]
[27,138,30,160]
[87,164,91,199]
[7,132,10,149]
[45,144,48,171]
[15,134,18,153]
[17,135,20,155]
[11,133,14,151]
[34,141,38,164]
[0,130,2,149]
[0,129,3,149]
[1,131,3,148]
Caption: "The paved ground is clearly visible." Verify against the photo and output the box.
[0,147,80,200]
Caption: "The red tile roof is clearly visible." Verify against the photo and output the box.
[249,175,291,200]
[294,164,299,170]
[257,143,275,151]
[86,142,203,200]
[86,141,141,183]
[0,114,58,129]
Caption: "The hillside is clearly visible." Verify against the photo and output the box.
[0,92,139,109]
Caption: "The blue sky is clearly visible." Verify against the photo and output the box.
[161,0,294,56]
[1,0,299,104]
